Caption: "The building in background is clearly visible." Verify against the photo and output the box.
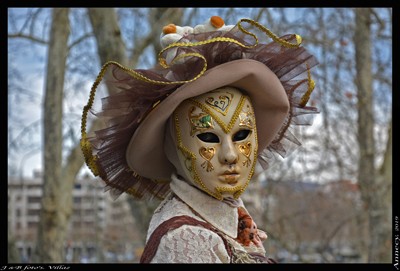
[8,170,140,263]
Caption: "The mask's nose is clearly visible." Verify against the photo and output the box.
[219,135,238,165]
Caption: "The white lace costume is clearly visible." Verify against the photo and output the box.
[143,174,271,263]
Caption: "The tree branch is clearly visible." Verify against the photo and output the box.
[8,33,48,45]
[68,33,93,50]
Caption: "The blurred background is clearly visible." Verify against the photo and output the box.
[7,7,392,263]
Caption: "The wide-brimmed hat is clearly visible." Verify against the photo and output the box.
[81,17,319,200]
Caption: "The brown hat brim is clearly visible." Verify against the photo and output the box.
[127,59,289,180]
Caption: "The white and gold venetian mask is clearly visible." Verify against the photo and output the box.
[171,86,258,200]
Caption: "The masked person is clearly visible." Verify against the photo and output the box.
[81,15,319,263]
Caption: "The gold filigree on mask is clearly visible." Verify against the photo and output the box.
[205,92,233,116]
[182,151,194,173]
[239,104,255,129]
[189,95,246,134]
[216,185,245,199]
[199,147,215,172]
[188,106,214,136]
[238,141,252,167]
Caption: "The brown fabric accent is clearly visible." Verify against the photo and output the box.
[248,252,278,263]
[139,215,232,263]
[236,206,256,246]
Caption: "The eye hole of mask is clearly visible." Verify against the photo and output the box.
[232,130,250,142]
[197,132,220,143]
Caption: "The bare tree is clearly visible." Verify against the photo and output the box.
[354,8,391,263]
[375,116,392,263]
[33,8,70,263]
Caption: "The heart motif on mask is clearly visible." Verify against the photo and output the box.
[205,94,232,115]
[238,142,251,157]
[199,147,215,161]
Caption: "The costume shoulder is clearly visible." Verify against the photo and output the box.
[152,221,230,263]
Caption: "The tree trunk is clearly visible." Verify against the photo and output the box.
[87,8,183,246]
[8,228,21,263]
[88,8,126,67]
[34,8,70,263]
[376,117,392,262]
[62,8,128,183]
[354,8,390,263]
